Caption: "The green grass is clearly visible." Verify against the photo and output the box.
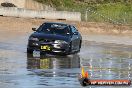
[87,3,132,24]
[84,3,132,25]
[34,0,132,25]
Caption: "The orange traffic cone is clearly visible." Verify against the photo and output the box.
[81,67,89,78]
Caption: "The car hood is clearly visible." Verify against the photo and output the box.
[31,32,70,42]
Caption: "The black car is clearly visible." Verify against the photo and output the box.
[27,22,82,55]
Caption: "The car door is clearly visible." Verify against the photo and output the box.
[70,26,80,51]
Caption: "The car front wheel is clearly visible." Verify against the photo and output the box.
[27,48,33,54]
[40,51,46,56]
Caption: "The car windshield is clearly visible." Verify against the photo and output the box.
[37,23,71,36]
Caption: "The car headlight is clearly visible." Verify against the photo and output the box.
[29,37,39,41]
[54,40,68,44]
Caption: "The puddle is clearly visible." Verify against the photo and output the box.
[0,35,132,88]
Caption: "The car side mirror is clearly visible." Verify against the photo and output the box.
[32,28,37,31]
[73,32,78,35]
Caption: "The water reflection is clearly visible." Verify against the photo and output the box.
[81,41,132,80]
[27,54,80,77]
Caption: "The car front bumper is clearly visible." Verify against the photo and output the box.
[27,40,70,54]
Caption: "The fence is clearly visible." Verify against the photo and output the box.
[0,7,81,21]
[82,7,132,25]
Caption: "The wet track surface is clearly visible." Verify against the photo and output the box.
[0,34,132,88]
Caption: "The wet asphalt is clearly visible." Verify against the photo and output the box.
[0,33,132,88]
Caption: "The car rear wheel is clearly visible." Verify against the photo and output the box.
[78,40,82,52]
[69,42,73,53]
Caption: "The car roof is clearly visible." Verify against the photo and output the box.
[44,22,70,26]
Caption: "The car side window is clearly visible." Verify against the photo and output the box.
[71,26,78,33]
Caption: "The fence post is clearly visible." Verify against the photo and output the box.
[85,10,88,21]
[124,12,127,24]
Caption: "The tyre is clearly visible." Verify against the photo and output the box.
[27,53,33,58]
[27,48,33,54]
[78,40,82,53]
[40,51,46,56]
[79,40,82,49]
[69,42,72,53]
